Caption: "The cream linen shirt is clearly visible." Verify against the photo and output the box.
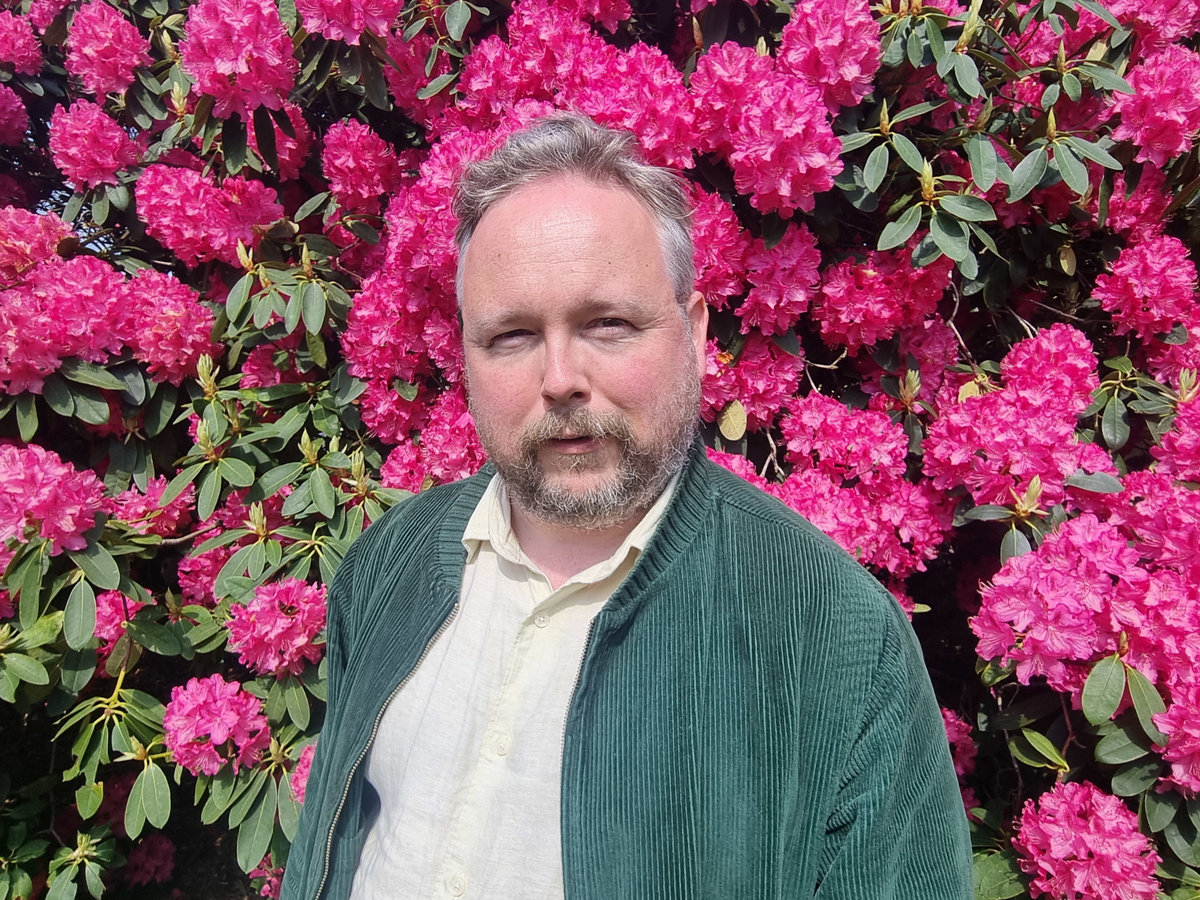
[348,472,678,900]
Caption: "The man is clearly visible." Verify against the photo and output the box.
[281,114,973,900]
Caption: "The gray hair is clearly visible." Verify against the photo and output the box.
[453,113,695,305]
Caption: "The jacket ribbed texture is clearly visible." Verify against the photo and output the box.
[280,444,973,900]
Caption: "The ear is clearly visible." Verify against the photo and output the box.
[684,290,709,370]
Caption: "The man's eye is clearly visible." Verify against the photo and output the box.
[489,329,533,347]
[592,318,631,331]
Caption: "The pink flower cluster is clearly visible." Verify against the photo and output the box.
[1111,44,1200,167]
[0,442,103,559]
[290,741,316,803]
[179,0,298,119]
[1092,235,1198,340]
[248,102,312,181]
[924,324,1113,508]
[121,270,220,384]
[93,590,147,661]
[941,708,979,810]
[0,84,27,146]
[972,513,1148,695]
[103,475,195,537]
[737,224,821,335]
[1013,781,1160,900]
[65,1,150,97]
[702,334,804,431]
[380,387,487,492]
[813,245,953,352]
[137,165,283,267]
[49,100,140,189]
[691,41,842,214]
[0,206,69,285]
[227,578,327,678]
[777,0,881,111]
[0,11,40,75]
[163,673,270,776]
[690,189,749,310]
[296,0,402,44]
[322,119,403,212]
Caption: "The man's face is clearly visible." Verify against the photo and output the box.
[460,174,708,530]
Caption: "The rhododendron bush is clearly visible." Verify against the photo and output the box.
[2,0,1200,895]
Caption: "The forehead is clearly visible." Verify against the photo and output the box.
[459,175,672,314]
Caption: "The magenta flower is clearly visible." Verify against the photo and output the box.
[120,269,220,384]
[778,0,881,112]
[179,0,298,119]
[0,207,70,285]
[163,674,270,776]
[103,475,195,538]
[65,1,150,97]
[93,590,147,661]
[289,741,316,803]
[49,101,141,189]
[1092,235,1198,339]
[739,223,821,336]
[0,11,41,76]
[0,442,104,555]
[1013,781,1160,900]
[321,119,403,211]
[1111,44,1200,168]
[0,84,27,146]
[295,0,402,44]
[227,579,327,678]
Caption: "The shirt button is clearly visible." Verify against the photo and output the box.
[535,614,549,628]
[448,874,467,897]
[495,733,512,756]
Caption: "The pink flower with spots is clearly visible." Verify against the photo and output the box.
[65,1,150,97]
[49,101,141,189]
[1111,44,1200,168]
[179,0,298,119]
[227,579,327,678]
[1013,781,1160,900]
[163,673,271,776]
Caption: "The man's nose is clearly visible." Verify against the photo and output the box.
[541,336,589,407]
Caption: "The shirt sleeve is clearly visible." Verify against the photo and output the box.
[812,601,974,900]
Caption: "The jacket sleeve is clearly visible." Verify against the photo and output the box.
[812,602,974,900]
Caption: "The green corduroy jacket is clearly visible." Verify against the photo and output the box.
[279,445,973,900]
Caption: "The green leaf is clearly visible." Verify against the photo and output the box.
[1063,135,1122,169]
[58,359,126,391]
[1146,790,1182,833]
[444,0,471,40]
[218,456,256,489]
[1075,0,1122,29]
[15,392,37,441]
[143,384,177,438]
[309,468,337,519]
[1008,147,1048,202]
[966,134,999,192]
[1082,655,1126,725]
[70,384,111,426]
[197,467,224,522]
[226,273,255,326]
[1126,666,1169,745]
[416,70,456,100]
[877,205,922,251]
[124,768,147,839]
[293,191,330,223]
[863,142,890,193]
[929,211,970,262]
[160,462,205,508]
[64,580,97,651]
[938,194,996,222]
[43,374,75,416]
[1111,758,1161,796]
[138,764,171,828]
[973,849,1025,900]
[954,53,983,97]
[889,132,924,173]
[1101,395,1130,450]
[1000,527,1031,562]
[1164,813,1200,867]
[75,782,103,820]
[300,281,326,334]
[1053,142,1089,195]
[839,132,876,153]
[125,620,185,656]
[283,292,303,334]
[252,105,278,172]
[222,113,247,175]
[14,610,64,651]
[235,776,278,873]
[1061,71,1082,102]
[1075,62,1134,95]
[278,774,301,840]
[252,462,305,500]
[283,676,310,729]
[67,544,121,591]
[1094,725,1152,765]
[46,873,79,900]
[1065,470,1123,493]
[2,653,49,685]
[962,504,1013,522]
[1020,728,1069,770]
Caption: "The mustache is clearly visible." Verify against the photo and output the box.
[520,408,634,446]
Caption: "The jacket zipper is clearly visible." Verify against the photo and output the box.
[559,615,599,794]
[312,602,461,900]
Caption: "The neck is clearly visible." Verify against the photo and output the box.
[509,503,648,591]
